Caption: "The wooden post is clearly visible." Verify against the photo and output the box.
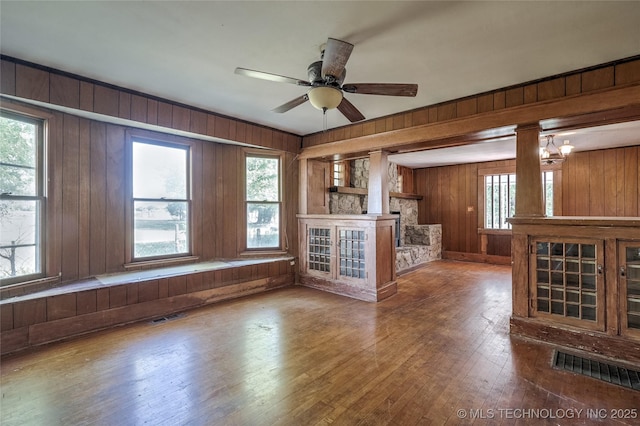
[514,123,544,217]
[511,123,542,320]
[367,150,389,215]
[299,157,308,215]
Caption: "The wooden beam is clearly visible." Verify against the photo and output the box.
[298,84,640,160]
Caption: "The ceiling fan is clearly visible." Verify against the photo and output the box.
[235,38,418,123]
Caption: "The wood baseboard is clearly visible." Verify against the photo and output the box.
[443,251,511,265]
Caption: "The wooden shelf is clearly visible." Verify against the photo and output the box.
[328,186,423,200]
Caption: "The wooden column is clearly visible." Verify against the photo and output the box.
[514,123,543,217]
[511,123,542,320]
[298,158,308,215]
[367,150,389,215]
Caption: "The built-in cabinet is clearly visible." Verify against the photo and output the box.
[298,214,397,302]
[620,241,640,339]
[531,237,604,331]
[510,217,640,364]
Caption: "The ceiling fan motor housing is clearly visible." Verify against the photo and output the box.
[307,61,345,87]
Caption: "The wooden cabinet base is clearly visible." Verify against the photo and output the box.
[510,316,640,365]
[299,275,397,302]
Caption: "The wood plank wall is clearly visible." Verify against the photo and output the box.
[415,146,640,257]
[1,102,299,286]
[0,57,301,153]
[562,146,639,217]
[302,57,640,148]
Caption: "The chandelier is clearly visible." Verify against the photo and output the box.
[540,134,574,165]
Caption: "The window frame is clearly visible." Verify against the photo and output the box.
[0,109,46,286]
[332,160,350,187]
[478,164,561,232]
[126,132,193,264]
[243,149,284,253]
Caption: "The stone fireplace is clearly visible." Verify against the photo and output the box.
[329,159,441,273]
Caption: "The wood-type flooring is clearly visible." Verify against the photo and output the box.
[1,260,638,425]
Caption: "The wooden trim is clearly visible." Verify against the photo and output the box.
[0,275,62,301]
[123,256,200,270]
[477,228,512,236]
[299,84,640,160]
[329,186,423,200]
[443,251,511,265]
[509,216,640,228]
[1,57,302,154]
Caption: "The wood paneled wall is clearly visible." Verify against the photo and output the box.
[415,146,640,257]
[0,57,301,153]
[562,146,639,217]
[415,162,481,254]
[2,100,299,285]
[302,57,640,148]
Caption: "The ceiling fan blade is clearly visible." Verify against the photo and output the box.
[235,67,310,86]
[342,83,418,97]
[321,38,354,80]
[337,97,365,122]
[272,94,309,113]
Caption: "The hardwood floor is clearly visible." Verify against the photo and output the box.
[1,260,638,425]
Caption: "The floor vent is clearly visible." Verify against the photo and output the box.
[150,313,185,324]
[553,351,640,391]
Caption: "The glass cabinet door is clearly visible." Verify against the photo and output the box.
[531,237,604,331]
[620,242,640,338]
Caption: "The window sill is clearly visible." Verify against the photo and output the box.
[239,250,289,258]
[1,275,62,300]
[477,228,513,235]
[124,255,200,271]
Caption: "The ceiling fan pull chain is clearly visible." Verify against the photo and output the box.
[322,108,328,132]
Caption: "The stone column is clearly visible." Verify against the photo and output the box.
[367,150,389,215]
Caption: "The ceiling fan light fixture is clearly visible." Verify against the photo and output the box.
[308,86,343,111]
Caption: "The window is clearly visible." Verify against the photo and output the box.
[484,171,554,229]
[0,111,45,283]
[246,154,281,249]
[333,161,345,187]
[132,140,190,259]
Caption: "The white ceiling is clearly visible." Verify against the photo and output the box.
[389,120,640,168]
[1,1,639,167]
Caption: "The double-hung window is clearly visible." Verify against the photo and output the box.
[132,139,190,259]
[0,111,45,284]
[245,153,281,249]
[484,171,554,229]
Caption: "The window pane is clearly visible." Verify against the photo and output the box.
[246,156,279,202]
[485,176,492,228]
[134,201,189,258]
[247,203,279,248]
[544,171,554,216]
[0,115,37,196]
[500,174,509,229]
[132,142,187,199]
[0,199,41,278]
